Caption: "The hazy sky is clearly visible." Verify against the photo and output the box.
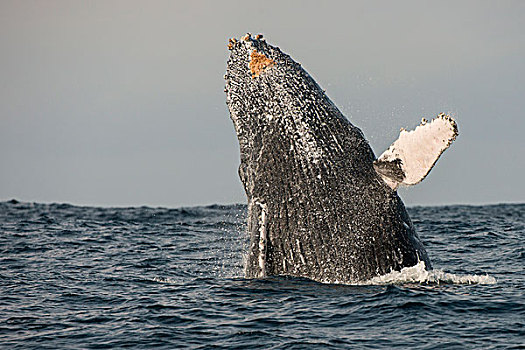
[1,1,524,207]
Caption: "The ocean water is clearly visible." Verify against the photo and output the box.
[0,200,523,349]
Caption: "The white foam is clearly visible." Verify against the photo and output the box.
[362,261,497,285]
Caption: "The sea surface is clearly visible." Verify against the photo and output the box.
[0,200,523,349]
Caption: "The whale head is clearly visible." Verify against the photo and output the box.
[225,34,375,196]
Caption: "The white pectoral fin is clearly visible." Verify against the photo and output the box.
[374,113,458,190]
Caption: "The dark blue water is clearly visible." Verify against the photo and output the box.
[1,200,523,349]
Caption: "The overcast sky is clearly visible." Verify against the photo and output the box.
[1,1,524,207]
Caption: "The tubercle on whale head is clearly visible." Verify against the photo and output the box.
[227,33,264,49]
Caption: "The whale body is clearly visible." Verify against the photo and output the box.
[225,34,458,283]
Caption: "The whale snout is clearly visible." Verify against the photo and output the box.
[225,33,278,84]
[224,33,284,136]
[224,33,323,137]
[224,33,366,165]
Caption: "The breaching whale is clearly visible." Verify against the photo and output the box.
[225,34,458,283]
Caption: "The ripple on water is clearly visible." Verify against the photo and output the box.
[0,201,523,349]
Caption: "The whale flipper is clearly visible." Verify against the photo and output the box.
[374,114,458,190]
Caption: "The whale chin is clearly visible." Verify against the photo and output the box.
[225,34,456,283]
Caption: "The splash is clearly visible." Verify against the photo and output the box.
[151,276,178,284]
[362,261,496,285]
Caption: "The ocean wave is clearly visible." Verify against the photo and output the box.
[363,261,497,285]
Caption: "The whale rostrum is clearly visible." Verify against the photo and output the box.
[225,34,458,283]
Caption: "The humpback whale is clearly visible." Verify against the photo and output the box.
[225,34,458,283]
